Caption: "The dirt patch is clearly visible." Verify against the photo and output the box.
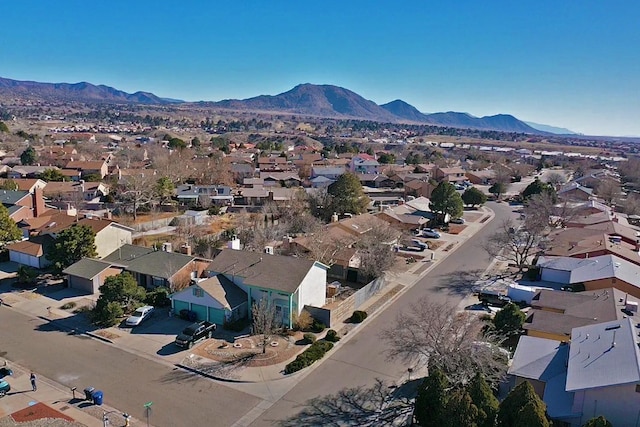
[93,330,120,340]
[447,224,466,234]
[191,333,306,367]
[428,240,446,250]
[19,292,40,300]
[11,403,74,424]
[443,242,457,252]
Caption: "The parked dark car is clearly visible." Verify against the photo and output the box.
[175,321,216,349]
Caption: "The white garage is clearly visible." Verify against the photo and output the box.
[6,236,53,269]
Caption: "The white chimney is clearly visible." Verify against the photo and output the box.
[162,242,172,252]
[331,212,339,223]
[264,246,274,255]
[227,237,241,250]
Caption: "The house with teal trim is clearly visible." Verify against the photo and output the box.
[184,249,328,328]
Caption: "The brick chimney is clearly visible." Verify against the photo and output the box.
[32,186,45,218]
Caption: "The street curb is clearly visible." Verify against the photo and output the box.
[36,315,115,344]
[175,363,253,384]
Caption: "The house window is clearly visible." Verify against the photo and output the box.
[193,288,204,298]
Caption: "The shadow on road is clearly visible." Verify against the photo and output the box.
[432,269,484,296]
[156,343,183,356]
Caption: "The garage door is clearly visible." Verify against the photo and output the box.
[191,303,208,322]
[208,307,225,326]
[173,300,189,316]
[10,251,38,268]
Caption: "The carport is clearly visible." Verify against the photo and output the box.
[170,274,247,326]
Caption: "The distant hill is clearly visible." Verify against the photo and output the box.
[381,102,542,133]
[0,76,557,133]
[0,77,168,104]
[215,83,400,122]
[524,121,577,135]
[379,99,429,122]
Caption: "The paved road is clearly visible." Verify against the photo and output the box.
[248,202,518,426]
[0,309,261,426]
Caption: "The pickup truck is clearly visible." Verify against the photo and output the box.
[175,321,216,349]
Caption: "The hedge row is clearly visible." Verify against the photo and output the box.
[285,340,334,374]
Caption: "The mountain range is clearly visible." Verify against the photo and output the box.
[0,76,565,134]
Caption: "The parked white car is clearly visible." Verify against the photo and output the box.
[125,305,155,327]
[421,228,441,238]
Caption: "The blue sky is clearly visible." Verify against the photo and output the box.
[2,1,639,136]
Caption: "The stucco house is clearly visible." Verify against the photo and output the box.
[349,154,379,175]
[536,254,640,299]
[170,274,248,326]
[204,249,328,328]
[6,235,55,269]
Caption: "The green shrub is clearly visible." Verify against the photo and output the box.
[303,333,316,344]
[325,329,340,342]
[285,341,334,374]
[350,310,368,323]
[60,301,77,310]
[310,318,326,333]
[72,305,92,314]
[93,301,124,327]
[145,287,170,307]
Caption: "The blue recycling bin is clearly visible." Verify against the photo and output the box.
[92,390,103,406]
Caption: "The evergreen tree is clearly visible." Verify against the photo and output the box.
[462,187,488,208]
[327,172,370,216]
[0,204,23,247]
[0,121,9,133]
[522,178,556,202]
[46,224,97,272]
[442,389,479,427]
[20,146,37,165]
[414,366,449,426]
[468,373,499,427]
[493,303,526,336]
[429,181,464,220]
[498,381,549,427]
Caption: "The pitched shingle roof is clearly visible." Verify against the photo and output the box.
[207,249,320,294]
[102,244,194,279]
[62,258,114,279]
[197,275,247,310]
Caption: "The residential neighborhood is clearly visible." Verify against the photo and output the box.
[1,97,640,426]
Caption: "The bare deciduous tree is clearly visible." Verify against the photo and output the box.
[251,298,279,354]
[524,192,580,228]
[356,223,401,281]
[380,299,507,387]
[482,219,543,272]
[545,172,566,186]
[280,378,414,427]
[117,173,155,220]
[595,180,623,206]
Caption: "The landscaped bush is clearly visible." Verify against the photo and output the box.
[285,341,334,374]
[145,287,170,307]
[325,329,340,342]
[60,301,77,310]
[93,301,123,327]
[303,333,316,344]
[293,310,313,331]
[310,318,326,333]
[350,310,368,323]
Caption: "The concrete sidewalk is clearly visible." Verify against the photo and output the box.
[0,360,145,426]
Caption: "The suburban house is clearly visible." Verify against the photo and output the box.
[6,235,55,269]
[509,318,640,426]
[377,197,433,231]
[7,165,55,179]
[0,178,47,193]
[234,187,297,206]
[43,181,109,204]
[0,187,47,222]
[434,166,466,183]
[523,288,629,341]
[557,182,595,202]
[175,184,233,206]
[536,254,640,299]
[204,249,328,328]
[170,274,248,326]
[64,160,109,179]
[311,166,346,181]
[349,154,379,175]
[258,172,302,187]
[357,173,394,188]
[465,169,496,185]
[64,244,210,294]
